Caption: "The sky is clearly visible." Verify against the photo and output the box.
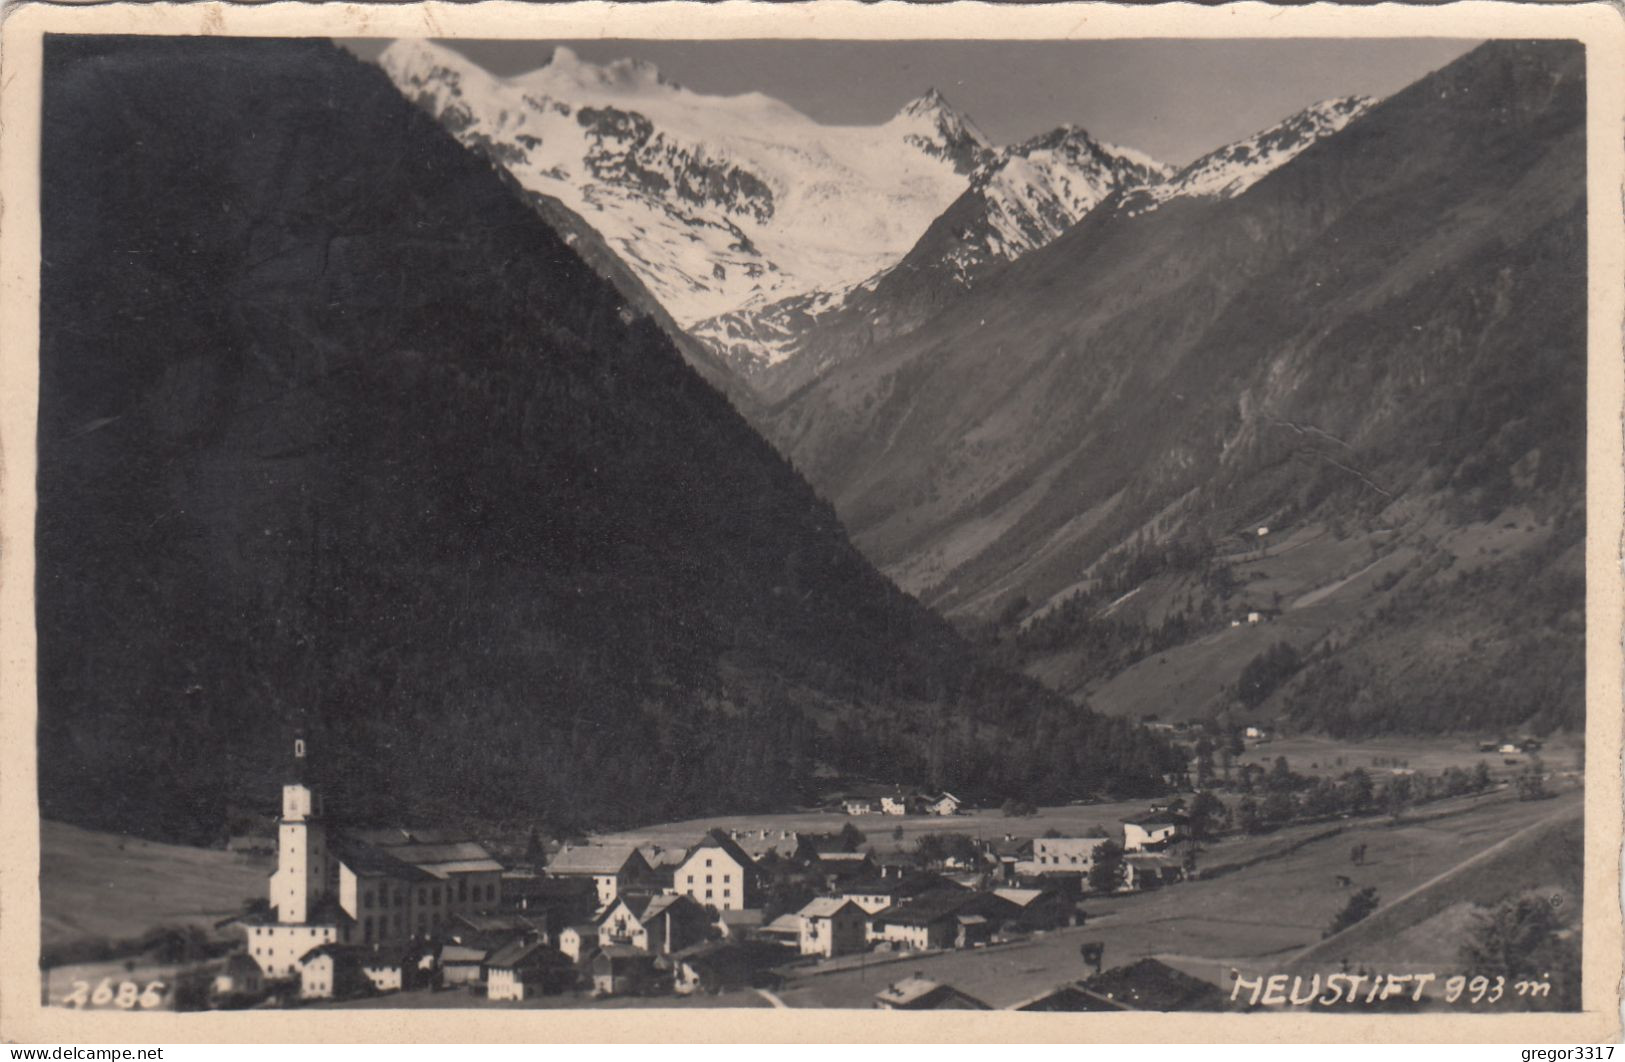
[343,37,1481,165]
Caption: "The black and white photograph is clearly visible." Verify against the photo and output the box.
[2,0,1621,1043]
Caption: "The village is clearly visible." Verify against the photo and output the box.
[183,737,1238,1012]
[153,725,1566,1015]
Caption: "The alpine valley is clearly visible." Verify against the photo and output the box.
[381,39,1586,743]
[37,37,1184,845]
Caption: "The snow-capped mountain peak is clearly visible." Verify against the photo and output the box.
[377,38,994,326]
[521,45,681,96]
[1123,94,1378,214]
[887,87,993,174]
[686,122,1173,378]
[944,124,1172,280]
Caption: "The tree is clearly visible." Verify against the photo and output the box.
[891,825,905,843]
[915,832,978,866]
[1236,798,1264,834]
[1238,642,1302,709]
[838,822,867,850]
[1346,768,1375,814]
[1194,738,1216,788]
[1385,774,1414,822]
[1458,894,1579,1007]
[1472,760,1493,792]
[1268,755,1294,792]
[1188,791,1227,841]
[1516,757,1550,801]
[1261,791,1296,828]
[1324,887,1380,937]
[1088,840,1126,893]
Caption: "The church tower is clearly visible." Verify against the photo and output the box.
[271,735,331,924]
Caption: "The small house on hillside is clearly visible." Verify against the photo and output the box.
[1123,811,1186,852]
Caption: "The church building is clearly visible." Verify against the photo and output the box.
[245,738,507,983]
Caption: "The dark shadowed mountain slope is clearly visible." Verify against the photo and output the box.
[37,37,1180,844]
[764,41,1586,736]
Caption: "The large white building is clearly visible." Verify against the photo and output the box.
[671,830,759,911]
[1014,834,1112,879]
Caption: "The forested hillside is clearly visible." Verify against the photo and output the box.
[37,37,1180,844]
[765,41,1587,737]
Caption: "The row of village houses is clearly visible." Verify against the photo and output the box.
[215,742,1190,1006]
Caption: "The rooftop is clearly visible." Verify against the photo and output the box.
[548,844,644,875]
[798,897,857,919]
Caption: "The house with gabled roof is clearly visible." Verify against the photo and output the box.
[992,886,1075,930]
[795,897,868,958]
[1079,958,1234,1011]
[597,892,711,955]
[874,976,989,1010]
[810,849,876,888]
[1124,852,1185,889]
[296,943,373,1001]
[871,891,1017,951]
[725,828,801,863]
[1123,811,1186,852]
[666,939,789,996]
[485,939,571,1001]
[1015,832,1112,879]
[557,923,599,963]
[590,945,657,996]
[546,843,655,909]
[841,874,964,917]
[671,829,760,911]
[438,942,487,988]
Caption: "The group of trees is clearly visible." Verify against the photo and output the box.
[1237,642,1304,710]
[1182,755,1500,838]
